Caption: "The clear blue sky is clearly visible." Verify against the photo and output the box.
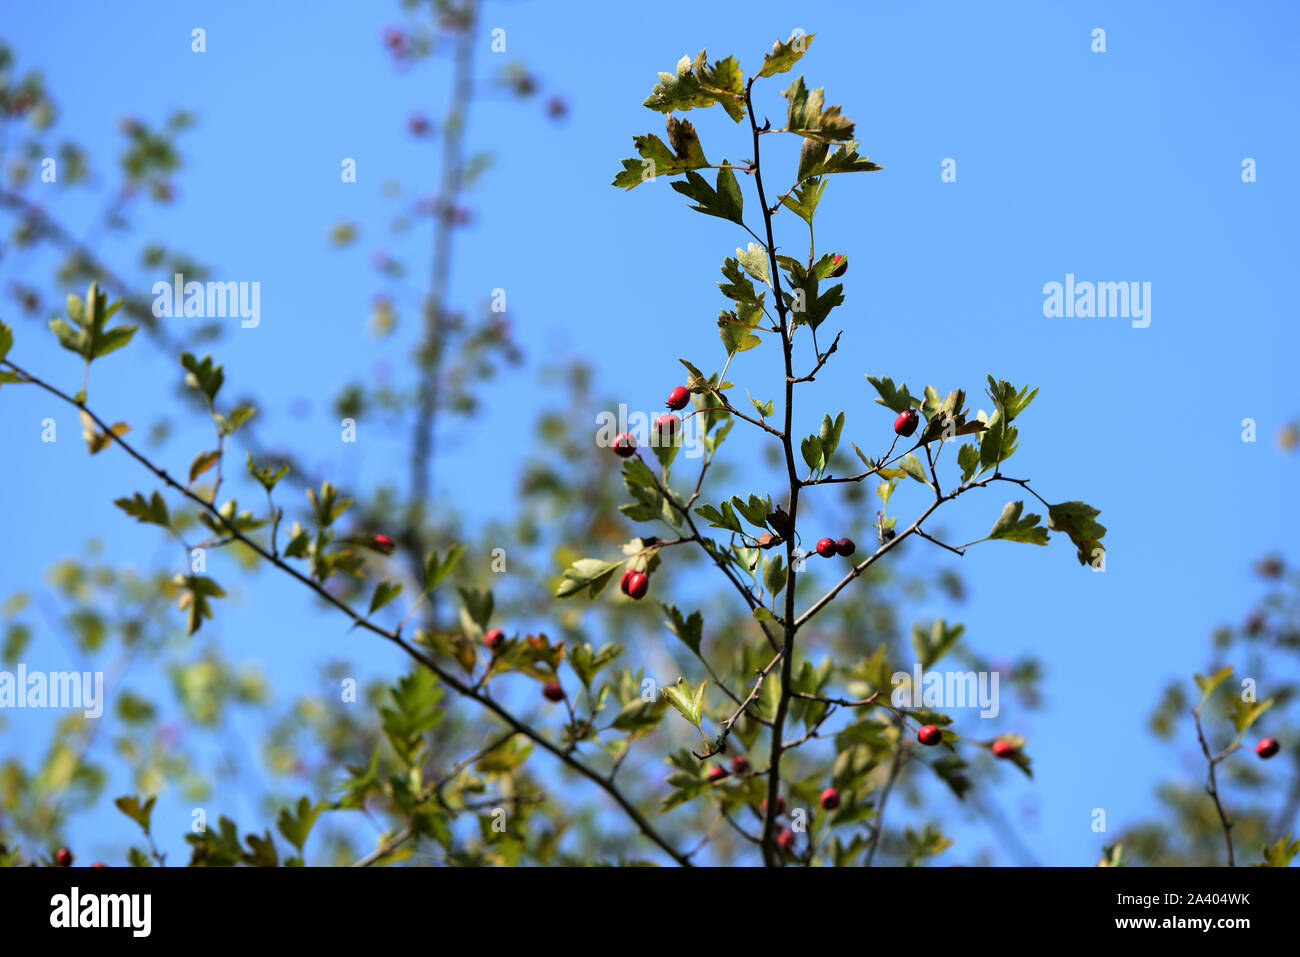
[2,0,1298,865]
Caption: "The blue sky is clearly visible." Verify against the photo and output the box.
[1,0,1298,865]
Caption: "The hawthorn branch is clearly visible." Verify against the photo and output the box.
[3,357,693,868]
[1192,705,1236,867]
[744,75,802,868]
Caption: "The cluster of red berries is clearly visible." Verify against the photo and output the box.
[815,537,856,558]
[619,568,650,600]
[706,755,754,783]
[610,386,692,458]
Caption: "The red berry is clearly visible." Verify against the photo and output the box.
[407,113,430,136]
[381,25,404,48]
[542,682,564,702]
[761,796,786,817]
[55,847,72,867]
[483,628,505,651]
[917,725,943,746]
[707,765,728,783]
[835,537,856,557]
[653,413,681,439]
[991,739,1016,758]
[730,755,752,775]
[619,568,635,595]
[372,533,396,554]
[1256,738,1280,759]
[666,385,691,411]
[776,828,796,854]
[830,254,847,278]
[625,571,649,600]
[820,787,841,810]
[91,862,106,868]
[894,408,919,437]
[612,432,637,458]
[816,537,837,558]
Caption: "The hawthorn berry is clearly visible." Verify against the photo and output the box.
[917,724,943,747]
[835,537,856,557]
[55,847,72,867]
[707,765,728,783]
[619,568,634,595]
[731,755,752,775]
[894,408,919,437]
[761,796,786,817]
[1256,737,1280,759]
[666,385,691,411]
[830,254,847,278]
[612,432,637,458]
[542,682,564,702]
[407,113,431,136]
[625,571,649,600]
[991,739,1017,759]
[653,413,681,438]
[816,537,837,558]
[483,628,505,651]
[882,528,897,543]
[776,829,796,854]
[91,862,106,868]
[372,533,396,554]
[820,787,841,810]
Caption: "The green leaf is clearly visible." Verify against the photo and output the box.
[801,433,824,474]
[1047,501,1107,566]
[611,697,668,736]
[188,449,221,484]
[554,558,621,599]
[1261,833,1300,868]
[642,51,745,122]
[718,303,762,355]
[180,352,225,403]
[783,75,855,142]
[864,375,915,414]
[661,603,703,656]
[368,580,403,616]
[662,678,706,728]
[671,163,744,225]
[797,140,883,182]
[762,554,787,596]
[423,544,465,590]
[246,453,289,492]
[748,391,775,418]
[758,31,814,78]
[736,242,771,287]
[0,321,12,363]
[780,178,826,226]
[276,796,324,854]
[114,794,157,835]
[612,117,710,189]
[899,453,930,486]
[957,443,979,483]
[570,642,622,688]
[819,412,845,462]
[1232,697,1273,735]
[113,490,171,528]
[987,501,1048,545]
[457,586,494,629]
[219,404,256,436]
[718,257,761,305]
